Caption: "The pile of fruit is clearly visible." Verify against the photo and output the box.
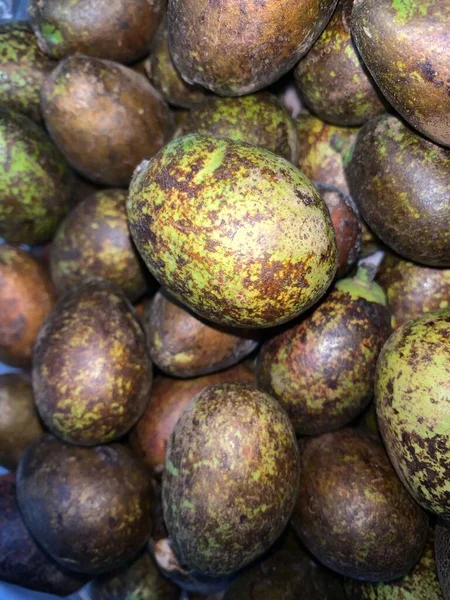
[0,0,449,598]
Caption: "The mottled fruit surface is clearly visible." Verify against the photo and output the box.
[28,0,164,63]
[257,273,391,434]
[0,22,55,122]
[436,519,450,599]
[295,0,385,126]
[163,383,300,576]
[0,373,44,471]
[296,113,358,193]
[378,252,450,329]
[146,290,259,378]
[50,189,148,301]
[175,94,299,163]
[33,282,152,445]
[130,362,255,476]
[352,0,450,147]
[17,436,153,574]
[168,0,338,96]
[41,55,173,186]
[0,109,73,244]
[0,473,88,595]
[346,114,450,266]
[291,429,428,580]
[376,311,450,518]
[0,245,55,367]
[127,134,337,328]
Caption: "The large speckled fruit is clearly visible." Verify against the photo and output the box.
[168,0,338,96]
[127,134,337,328]
[146,290,259,378]
[90,552,179,600]
[0,109,73,244]
[162,383,300,577]
[0,22,55,122]
[50,189,148,301]
[130,362,255,477]
[376,311,450,519]
[0,473,88,595]
[346,526,442,599]
[17,436,153,574]
[175,94,299,163]
[346,114,450,266]
[41,55,173,186]
[0,245,55,367]
[33,282,152,446]
[291,429,428,581]
[436,520,450,599]
[352,0,450,147]
[28,0,164,63]
[295,0,385,126]
[257,268,391,435]
[378,253,450,329]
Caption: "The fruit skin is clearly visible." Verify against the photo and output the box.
[0,245,56,367]
[33,281,152,446]
[377,253,450,330]
[162,382,300,577]
[346,114,450,266]
[0,373,44,471]
[346,526,442,599]
[0,22,55,122]
[130,362,255,477]
[127,134,337,329]
[352,0,450,147]
[291,429,428,581]
[90,552,179,600]
[436,519,450,599]
[146,290,259,378]
[41,55,173,186]
[295,0,385,126]
[376,311,450,519]
[175,94,299,163]
[257,272,391,435]
[0,473,88,595]
[0,109,73,244]
[28,0,164,64]
[50,189,148,301]
[168,0,338,96]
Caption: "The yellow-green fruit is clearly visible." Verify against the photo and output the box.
[127,134,337,328]
[376,311,450,518]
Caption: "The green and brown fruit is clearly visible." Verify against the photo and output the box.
[346,114,450,266]
[28,0,165,64]
[127,134,337,328]
[257,268,391,435]
[168,0,338,96]
[352,0,450,147]
[0,109,73,244]
[130,362,255,476]
[436,519,450,599]
[41,55,173,186]
[376,311,450,519]
[0,373,44,471]
[146,290,259,378]
[377,252,450,329]
[0,22,55,122]
[295,0,385,126]
[50,189,148,301]
[33,281,152,446]
[0,473,88,595]
[291,429,428,581]
[0,245,55,367]
[17,436,153,574]
[162,383,300,577]
[175,94,299,163]
[346,526,443,599]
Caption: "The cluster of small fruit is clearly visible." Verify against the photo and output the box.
[0,0,449,599]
